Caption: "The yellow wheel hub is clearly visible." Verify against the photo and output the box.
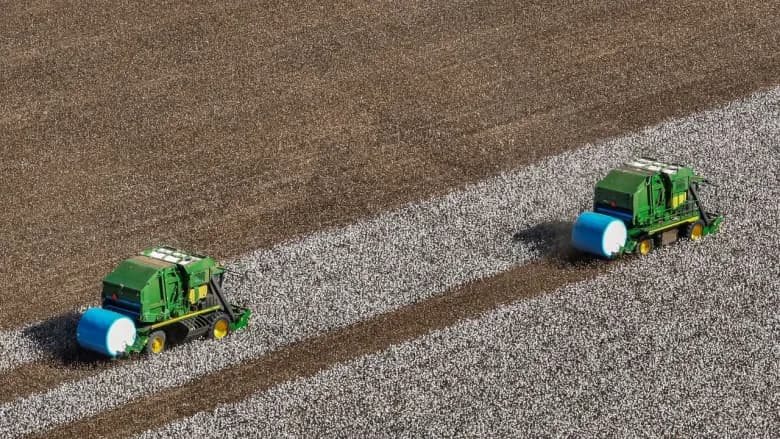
[639,239,652,255]
[691,223,703,240]
[213,319,229,339]
[150,336,164,353]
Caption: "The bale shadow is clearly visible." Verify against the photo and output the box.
[22,311,114,367]
[512,220,600,268]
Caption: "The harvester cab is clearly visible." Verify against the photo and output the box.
[571,158,723,258]
[76,246,251,357]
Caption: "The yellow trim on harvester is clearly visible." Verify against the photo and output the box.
[647,216,699,235]
[149,305,222,330]
[671,193,687,209]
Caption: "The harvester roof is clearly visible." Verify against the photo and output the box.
[103,255,172,292]
[623,157,692,177]
[140,246,222,275]
[598,158,694,194]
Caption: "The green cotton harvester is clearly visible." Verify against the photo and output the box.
[76,246,251,357]
[571,158,723,258]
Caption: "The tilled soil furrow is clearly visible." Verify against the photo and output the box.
[0,362,104,406]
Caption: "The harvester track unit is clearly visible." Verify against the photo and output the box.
[571,158,723,258]
[77,246,251,357]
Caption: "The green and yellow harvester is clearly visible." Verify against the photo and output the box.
[571,158,723,258]
[76,246,251,357]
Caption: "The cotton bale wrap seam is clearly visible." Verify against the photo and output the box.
[76,308,136,357]
[571,212,627,257]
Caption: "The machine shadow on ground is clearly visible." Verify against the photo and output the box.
[512,220,601,267]
[22,311,114,366]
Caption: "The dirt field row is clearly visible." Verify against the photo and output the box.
[1,0,778,327]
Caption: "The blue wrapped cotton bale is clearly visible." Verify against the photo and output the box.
[76,308,137,357]
[571,212,627,258]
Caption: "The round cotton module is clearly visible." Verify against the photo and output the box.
[76,308,137,357]
[571,212,628,258]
